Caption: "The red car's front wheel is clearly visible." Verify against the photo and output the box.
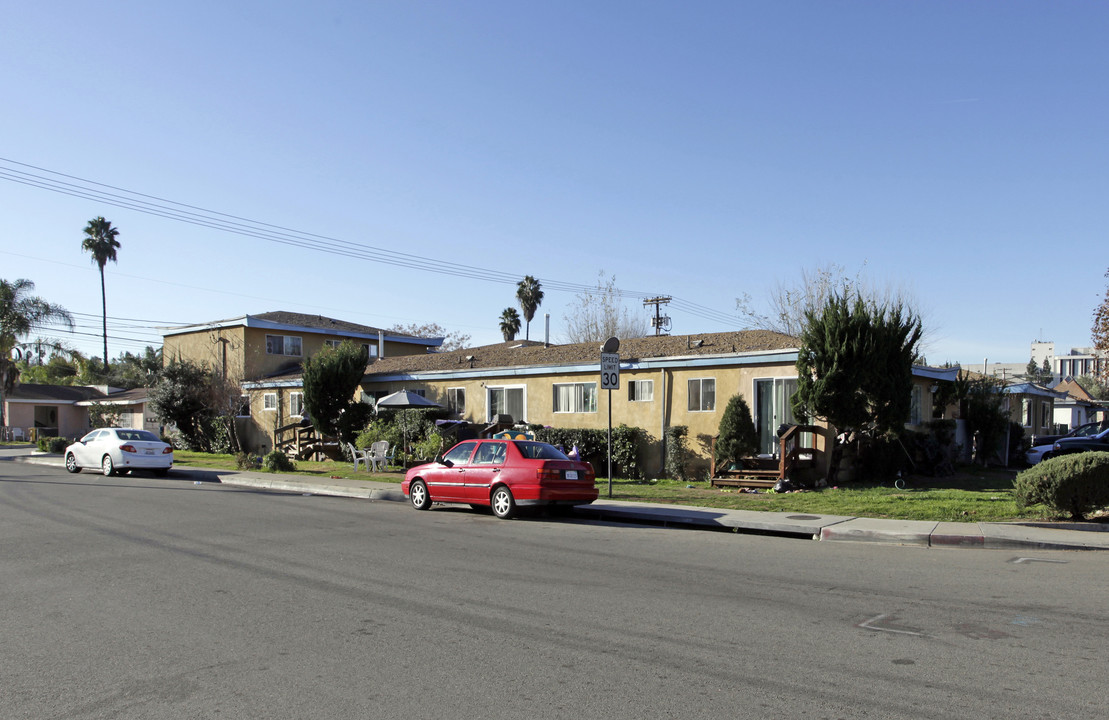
[410,480,431,510]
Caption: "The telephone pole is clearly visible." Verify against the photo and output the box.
[643,296,672,336]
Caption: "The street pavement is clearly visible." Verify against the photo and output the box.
[8,447,1109,551]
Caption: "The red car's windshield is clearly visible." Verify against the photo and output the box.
[513,441,570,460]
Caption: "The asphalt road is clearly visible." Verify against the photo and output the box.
[2,459,1107,719]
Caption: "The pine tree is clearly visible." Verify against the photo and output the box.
[715,395,759,470]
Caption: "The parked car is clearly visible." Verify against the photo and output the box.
[1030,421,1102,449]
[402,438,597,519]
[65,428,174,476]
[1045,427,1109,460]
[1026,422,1105,465]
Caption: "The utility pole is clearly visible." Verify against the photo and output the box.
[643,296,672,336]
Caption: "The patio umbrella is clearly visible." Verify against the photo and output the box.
[375,390,442,465]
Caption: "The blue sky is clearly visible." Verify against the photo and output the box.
[2,1,1106,367]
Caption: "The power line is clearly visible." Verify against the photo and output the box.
[0,157,744,329]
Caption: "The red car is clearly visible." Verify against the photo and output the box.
[402,439,598,519]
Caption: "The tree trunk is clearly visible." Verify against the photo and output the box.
[99,267,108,370]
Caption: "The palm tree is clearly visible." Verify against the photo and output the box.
[515,275,544,341]
[81,216,121,370]
[499,307,521,342]
[0,278,74,425]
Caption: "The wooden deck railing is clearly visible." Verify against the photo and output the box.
[710,424,823,488]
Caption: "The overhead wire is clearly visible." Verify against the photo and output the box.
[0,157,744,329]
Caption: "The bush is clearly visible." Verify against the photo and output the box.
[611,424,648,479]
[715,395,758,470]
[1014,452,1109,520]
[235,452,260,470]
[37,436,69,453]
[665,425,690,481]
[261,450,296,473]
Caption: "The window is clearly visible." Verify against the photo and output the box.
[290,392,305,417]
[907,385,922,426]
[443,441,477,465]
[628,380,654,402]
[263,393,277,411]
[553,382,597,413]
[488,386,526,423]
[447,387,466,415]
[365,343,378,358]
[1040,401,1051,431]
[1022,398,1032,427]
[266,335,302,356]
[237,395,251,417]
[472,442,507,465]
[687,378,716,412]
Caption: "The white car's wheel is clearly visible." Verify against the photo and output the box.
[65,453,81,474]
[102,455,116,477]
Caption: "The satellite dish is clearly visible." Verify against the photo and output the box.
[600,337,620,354]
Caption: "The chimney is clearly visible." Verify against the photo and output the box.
[379,330,385,359]
[544,313,550,347]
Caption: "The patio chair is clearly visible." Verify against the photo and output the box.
[369,441,395,472]
[12,427,25,442]
[347,442,372,471]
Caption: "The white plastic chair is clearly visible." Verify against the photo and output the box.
[369,441,395,471]
[347,442,372,471]
[12,427,25,442]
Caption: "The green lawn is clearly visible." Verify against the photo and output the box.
[175,451,1059,522]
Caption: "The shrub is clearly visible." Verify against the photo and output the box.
[412,432,445,461]
[1014,452,1109,520]
[37,436,69,453]
[610,424,648,479]
[355,421,402,452]
[665,425,690,481]
[715,395,758,470]
[235,452,260,470]
[261,450,296,473]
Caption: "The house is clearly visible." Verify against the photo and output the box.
[1,384,157,441]
[358,331,957,478]
[162,311,443,451]
[1049,377,1107,431]
[1002,382,1065,440]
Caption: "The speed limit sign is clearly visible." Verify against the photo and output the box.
[600,352,620,390]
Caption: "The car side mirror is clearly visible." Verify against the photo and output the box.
[438,456,453,468]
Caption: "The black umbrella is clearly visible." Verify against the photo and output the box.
[375,390,441,464]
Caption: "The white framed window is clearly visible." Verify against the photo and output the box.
[290,392,305,417]
[364,343,378,358]
[237,395,251,417]
[1022,398,1032,427]
[687,378,716,412]
[907,385,922,426]
[553,382,597,413]
[263,393,277,411]
[266,334,302,356]
[628,379,654,402]
[1040,401,1050,431]
[447,387,466,415]
[488,385,526,423]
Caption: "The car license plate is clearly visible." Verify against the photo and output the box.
[565,470,578,480]
[144,449,154,455]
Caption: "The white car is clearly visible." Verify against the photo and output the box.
[65,428,174,477]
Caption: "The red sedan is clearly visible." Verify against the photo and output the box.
[402,439,598,519]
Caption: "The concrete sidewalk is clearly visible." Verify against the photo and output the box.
[8,449,1109,551]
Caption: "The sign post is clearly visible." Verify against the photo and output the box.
[600,338,620,498]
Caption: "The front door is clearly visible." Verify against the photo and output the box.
[754,378,801,456]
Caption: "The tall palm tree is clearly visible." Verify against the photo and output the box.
[80,216,121,369]
[499,307,521,342]
[516,275,544,341]
[0,278,74,425]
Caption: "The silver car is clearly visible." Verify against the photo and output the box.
[65,428,174,477]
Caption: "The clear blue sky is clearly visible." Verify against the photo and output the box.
[3,1,1106,367]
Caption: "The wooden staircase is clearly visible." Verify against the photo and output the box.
[710,425,823,489]
[275,422,342,462]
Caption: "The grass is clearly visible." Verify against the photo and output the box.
[174,450,1064,523]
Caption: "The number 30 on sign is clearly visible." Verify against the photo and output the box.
[600,352,620,390]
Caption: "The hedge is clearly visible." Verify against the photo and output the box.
[1014,451,1109,520]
